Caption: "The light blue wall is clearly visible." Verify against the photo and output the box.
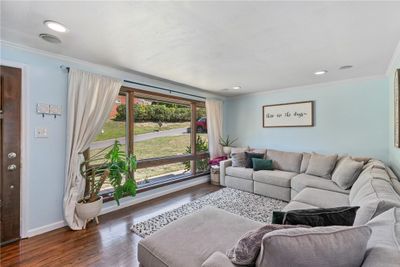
[388,52,400,174]
[0,43,221,233]
[224,78,389,161]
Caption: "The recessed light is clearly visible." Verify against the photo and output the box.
[339,65,353,70]
[232,86,241,90]
[39,33,61,44]
[314,70,328,75]
[44,20,68,33]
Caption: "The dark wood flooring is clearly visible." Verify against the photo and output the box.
[0,183,220,267]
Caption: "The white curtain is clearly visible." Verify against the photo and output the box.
[63,68,122,230]
[206,99,224,159]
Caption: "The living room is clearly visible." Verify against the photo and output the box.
[0,1,399,267]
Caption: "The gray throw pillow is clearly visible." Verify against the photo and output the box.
[305,152,338,178]
[226,224,305,266]
[257,225,372,267]
[231,152,246,167]
[332,157,364,189]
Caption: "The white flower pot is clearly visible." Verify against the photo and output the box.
[76,196,103,228]
[223,146,232,157]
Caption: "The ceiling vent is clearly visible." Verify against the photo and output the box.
[39,33,61,44]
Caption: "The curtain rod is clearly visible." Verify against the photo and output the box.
[60,65,206,100]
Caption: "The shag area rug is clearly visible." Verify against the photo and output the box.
[131,188,287,238]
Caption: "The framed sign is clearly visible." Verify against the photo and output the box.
[263,101,314,128]
[395,69,400,148]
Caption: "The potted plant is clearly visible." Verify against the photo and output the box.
[76,140,137,228]
[219,135,238,156]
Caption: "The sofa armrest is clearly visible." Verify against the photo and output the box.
[202,251,236,267]
[220,159,232,186]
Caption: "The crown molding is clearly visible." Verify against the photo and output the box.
[226,74,387,100]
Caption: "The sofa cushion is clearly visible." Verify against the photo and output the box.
[300,152,311,173]
[332,156,364,190]
[351,177,400,225]
[282,200,319,212]
[253,170,297,188]
[306,152,338,178]
[362,208,400,267]
[292,188,349,208]
[252,158,273,171]
[231,152,246,167]
[256,225,371,267]
[226,167,253,180]
[244,152,264,168]
[201,252,237,267]
[280,206,359,227]
[226,224,303,266]
[291,173,350,195]
[349,166,389,203]
[386,167,400,196]
[265,149,303,173]
[138,207,263,267]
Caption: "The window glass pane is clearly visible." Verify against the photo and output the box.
[135,162,191,185]
[195,106,209,173]
[133,97,191,160]
[90,94,127,191]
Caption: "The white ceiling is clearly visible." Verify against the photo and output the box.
[1,1,400,96]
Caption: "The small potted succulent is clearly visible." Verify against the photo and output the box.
[219,135,238,156]
[76,140,137,228]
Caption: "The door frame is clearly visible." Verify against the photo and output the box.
[1,60,30,238]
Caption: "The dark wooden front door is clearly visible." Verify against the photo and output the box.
[0,66,21,246]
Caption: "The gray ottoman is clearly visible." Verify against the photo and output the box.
[138,207,262,267]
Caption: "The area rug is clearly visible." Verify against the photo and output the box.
[131,188,287,238]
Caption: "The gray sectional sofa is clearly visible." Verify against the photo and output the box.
[138,149,400,267]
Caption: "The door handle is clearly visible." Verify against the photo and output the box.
[7,164,17,171]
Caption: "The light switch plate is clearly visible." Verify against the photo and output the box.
[49,104,62,115]
[37,103,50,114]
[34,128,48,138]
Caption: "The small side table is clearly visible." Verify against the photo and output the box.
[210,166,220,185]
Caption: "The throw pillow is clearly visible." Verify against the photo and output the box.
[252,158,273,171]
[300,152,311,173]
[226,224,306,266]
[272,211,285,224]
[231,152,246,167]
[245,152,264,169]
[280,206,360,227]
[305,152,338,178]
[257,225,372,267]
[332,157,364,189]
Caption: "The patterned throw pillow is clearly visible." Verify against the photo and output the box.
[231,152,246,167]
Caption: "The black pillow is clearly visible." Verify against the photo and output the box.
[245,152,264,168]
[272,206,360,227]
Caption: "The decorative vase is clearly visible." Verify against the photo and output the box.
[223,146,232,157]
[76,196,103,229]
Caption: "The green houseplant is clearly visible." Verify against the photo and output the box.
[76,140,137,227]
[219,135,238,156]
[184,135,209,172]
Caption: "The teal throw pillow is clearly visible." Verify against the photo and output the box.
[252,158,273,171]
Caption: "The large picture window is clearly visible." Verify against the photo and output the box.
[89,87,209,194]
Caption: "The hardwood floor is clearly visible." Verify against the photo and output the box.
[0,183,220,267]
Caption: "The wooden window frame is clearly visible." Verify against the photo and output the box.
[87,86,209,200]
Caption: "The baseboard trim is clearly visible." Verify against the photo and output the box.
[26,176,210,237]
[27,220,66,237]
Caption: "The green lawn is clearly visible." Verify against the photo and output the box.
[95,121,190,141]
[90,134,208,187]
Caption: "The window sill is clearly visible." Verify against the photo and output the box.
[100,171,210,203]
